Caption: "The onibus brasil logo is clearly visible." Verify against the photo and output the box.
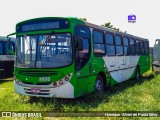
[128,14,136,23]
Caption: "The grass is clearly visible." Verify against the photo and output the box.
[0,70,160,120]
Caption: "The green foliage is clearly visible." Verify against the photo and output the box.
[101,22,127,33]
[78,18,87,21]
[101,22,113,28]
[143,69,155,79]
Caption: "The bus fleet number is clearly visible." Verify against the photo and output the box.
[39,77,50,82]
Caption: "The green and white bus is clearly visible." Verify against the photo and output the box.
[8,17,150,98]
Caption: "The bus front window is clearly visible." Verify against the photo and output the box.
[16,36,37,68]
[37,33,72,68]
[16,33,72,68]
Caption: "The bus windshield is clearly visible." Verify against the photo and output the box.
[16,33,72,68]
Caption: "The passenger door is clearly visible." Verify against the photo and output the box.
[74,25,91,96]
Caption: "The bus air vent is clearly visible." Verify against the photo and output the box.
[18,70,58,76]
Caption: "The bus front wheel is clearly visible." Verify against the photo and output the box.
[94,75,104,93]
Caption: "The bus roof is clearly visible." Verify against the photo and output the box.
[16,17,69,26]
[16,17,148,41]
[85,21,148,41]
[0,36,15,42]
[0,36,7,41]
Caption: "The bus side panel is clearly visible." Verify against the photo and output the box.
[76,76,97,97]
[138,55,150,75]
[103,55,139,84]
[87,75,97,93]
[5,61,14,77]
[0,61,5,78]
[77,77,88,97]
[0,61,14,78]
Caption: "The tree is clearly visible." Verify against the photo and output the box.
[101,22,113,28]
[78,18,87,21]
[102,22,127,33]
[101,22,120,31]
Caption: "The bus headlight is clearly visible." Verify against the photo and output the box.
[52,73,72,88]
[59,80,63,85]
[53,82,57,87]
[15,79,22,85]
[65,77,69,81]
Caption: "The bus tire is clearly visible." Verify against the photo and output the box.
[135,67,140,80]
[94,74,104,93]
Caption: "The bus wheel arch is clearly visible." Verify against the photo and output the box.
[94,72,106,93]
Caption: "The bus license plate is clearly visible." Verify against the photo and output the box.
[31,88,41,94]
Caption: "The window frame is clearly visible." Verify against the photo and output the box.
[115,34,123,56]
[140,40,145,55]
[105,31,116,56]
[123,36,130,56]
[144,41,149,55]
[74,24,91,70]
[129,38,136,55]
[135,39,140,55]
[105,32,114,45]
[92,29,106,57]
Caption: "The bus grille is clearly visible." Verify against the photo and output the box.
[22,81,52,85]
[25,92,49,95]
[18,70,58,76]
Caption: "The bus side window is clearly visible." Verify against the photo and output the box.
[105,33,115,56]
[4,42,9,55]
[140,41,144,55]
[135,39,140,55]
[115,35,123,56]
[144,41,149,54]
[10,42,15,52]
[0,42,2,55]
[93,30,105,56]
[123,37,130,55]
[4,42,15,55]
[129,38,135,55]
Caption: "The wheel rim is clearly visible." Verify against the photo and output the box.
[95,77,103,92]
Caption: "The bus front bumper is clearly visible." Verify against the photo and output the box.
[14,80,74,98]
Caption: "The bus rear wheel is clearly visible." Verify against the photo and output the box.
[135,67,140,80]
[95,74,104,93]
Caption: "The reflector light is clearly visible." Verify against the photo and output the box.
[65,77,69,81]
[59,80,63,84]
[53,82,57,87]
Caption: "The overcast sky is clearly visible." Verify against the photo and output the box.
[0,0,159,47]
